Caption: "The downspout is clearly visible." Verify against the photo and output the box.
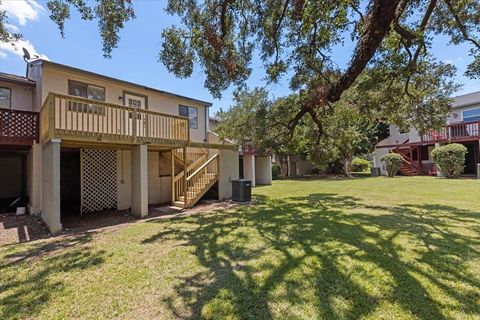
[205,105,209,143]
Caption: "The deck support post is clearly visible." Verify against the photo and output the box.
[42,139,62,234]
[434,143,443,177]
[243,155,256,187]
[183,147,187,206]
[218,149,239,200]
[131,144,148,217]
[255,156,272,185]
[171,149,175,203]
[416,146,422,175]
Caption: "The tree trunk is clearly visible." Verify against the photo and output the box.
[343,159,353,178]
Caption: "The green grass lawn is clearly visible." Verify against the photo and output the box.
[2,176,480,319]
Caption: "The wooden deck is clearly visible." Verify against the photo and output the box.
[422,120,480,143]
[40,93,190,148]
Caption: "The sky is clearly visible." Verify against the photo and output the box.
[1,0,479,116]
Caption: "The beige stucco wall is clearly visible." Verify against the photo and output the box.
[116,149,171,211]
[131,145,148,217]
[218,149,239,200]
[0,80,34,111]
[42,140,62,233]
[243,155,255,186]
[117,150,132,210]
[255,156,272,185]
[147,151,171,204]
[34,64,208,142]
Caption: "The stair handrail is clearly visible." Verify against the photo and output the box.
[173,154,207,181]
[185,154,219,207]
[390,142,421,174]
[391,139,410,153]
[187,154,219,181]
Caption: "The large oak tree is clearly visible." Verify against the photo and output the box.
[2,0,477,134]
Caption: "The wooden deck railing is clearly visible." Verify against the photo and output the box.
[421,120,480,143]
[0,107,39,146]
[172,153,219,207]
[185,154,219,207]
[40,92,189,146]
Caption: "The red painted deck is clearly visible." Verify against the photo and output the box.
[0,108,39,146]
[422,120,480,143]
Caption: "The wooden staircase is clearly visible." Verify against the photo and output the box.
[392,145,420,176]
[172,148,219,208]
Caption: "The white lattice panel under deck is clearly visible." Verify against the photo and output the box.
[80,149,118,214]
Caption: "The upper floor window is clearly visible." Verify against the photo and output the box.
[68,80,105,114]
[463,108,480,122]
[68,80,105,101]
[179,105,198,129]
[0,87,11,108]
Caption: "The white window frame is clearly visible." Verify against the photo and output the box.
[179,105,198,129]
[461,106,480,122]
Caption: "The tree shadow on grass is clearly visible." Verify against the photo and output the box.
[0,232,106,319]
[143,193,480,319]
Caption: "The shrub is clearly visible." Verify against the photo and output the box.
[381,153,403,177]
[431,143,467,179]
[272,163,282,180]
[311,167,321,175]
[351,158,370,172]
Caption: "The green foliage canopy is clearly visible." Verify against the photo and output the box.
[0,0,476,134]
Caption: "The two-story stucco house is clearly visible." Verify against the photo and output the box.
[374,91,480,176]
[0,59,239,234]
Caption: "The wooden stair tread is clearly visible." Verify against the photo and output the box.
[173,151,219,208]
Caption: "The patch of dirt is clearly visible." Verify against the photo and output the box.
[1,200,245,245]
[148,200,240,219]
[60,200,243,236]
[0,213,50,246]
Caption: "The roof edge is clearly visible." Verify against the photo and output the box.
[31,59,212,107]
[0,72,36,87]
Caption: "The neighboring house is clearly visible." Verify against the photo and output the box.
[0,59,239,234]
[272,154,317,177]
[374,91,480,176]
[208,117,272,186]
[0,73,37,213]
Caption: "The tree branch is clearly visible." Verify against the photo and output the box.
[444,0,480,50]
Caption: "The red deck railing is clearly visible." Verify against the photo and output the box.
[0,108,39,146]
[421,120,480,143]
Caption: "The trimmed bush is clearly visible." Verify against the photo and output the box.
[431,143,467,179]
[351,158,370,172]
[381,153,403,177]
[272,163,282,180]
